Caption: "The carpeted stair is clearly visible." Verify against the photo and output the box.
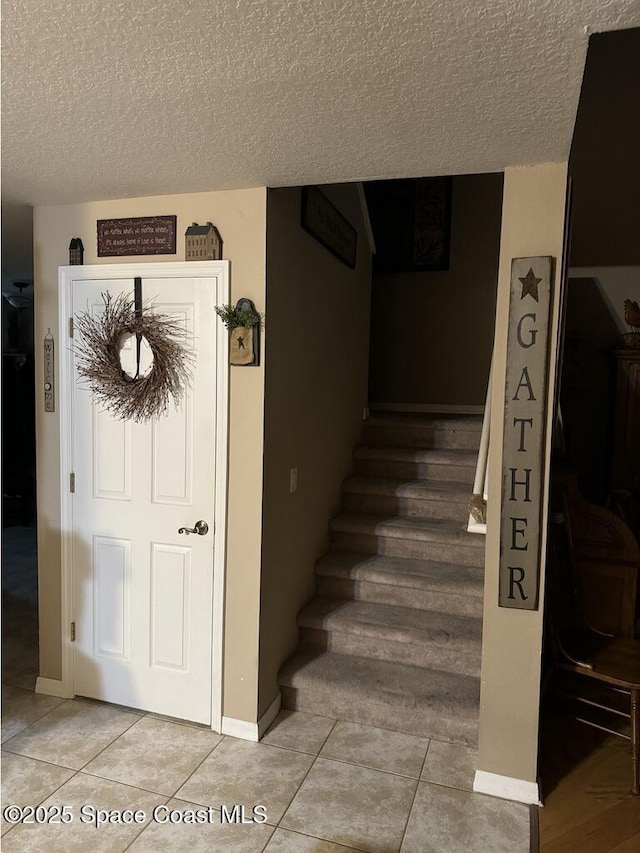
[278,413,486,746]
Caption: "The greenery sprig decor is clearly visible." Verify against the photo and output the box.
[74,292,193,422]
[214,303,262,331]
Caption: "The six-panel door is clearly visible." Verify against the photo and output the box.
[71,273,217,723]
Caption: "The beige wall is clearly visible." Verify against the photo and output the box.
[369,173,502,407]
[33,188,267,724]
[477,163,568,783]
[258,184,372,716]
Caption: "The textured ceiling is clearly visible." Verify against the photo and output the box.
[2,1,639,205]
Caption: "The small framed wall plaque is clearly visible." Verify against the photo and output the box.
[97,216,177,257]
[301,187,357,269]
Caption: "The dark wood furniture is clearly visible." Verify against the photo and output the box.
[612,348,640,494]
[548,473,640,795]
[558,471,639,637]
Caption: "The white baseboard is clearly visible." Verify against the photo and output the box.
[369,402,484,415]
[36,677,73,699]
[221,693,282,743]
[473,770,541,805]
[258,693,282,739]
[221,716,259,741]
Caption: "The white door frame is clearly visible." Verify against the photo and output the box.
[55,261,229,732]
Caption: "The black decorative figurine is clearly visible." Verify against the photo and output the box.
[69,238,84,265]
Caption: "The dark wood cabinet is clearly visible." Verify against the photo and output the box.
[612,349,640,494]
[556,470,639,637]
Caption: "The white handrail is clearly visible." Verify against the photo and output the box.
[468,358,492,534]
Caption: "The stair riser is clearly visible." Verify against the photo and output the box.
[316,575,484,618]
[354,459,476,484]
[363,425,481,451]
[331,531,485,567]
[281,686,478,746]
[343,492,468,522]
[299,628,481,677]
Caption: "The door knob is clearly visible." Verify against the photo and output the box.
[178,520,209,536]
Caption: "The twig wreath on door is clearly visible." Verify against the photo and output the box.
[74,285,193,422]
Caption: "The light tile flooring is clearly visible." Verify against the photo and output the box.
[2,528,532,852]
[2,692,532,852]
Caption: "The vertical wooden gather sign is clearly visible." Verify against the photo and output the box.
[499,256,554,610]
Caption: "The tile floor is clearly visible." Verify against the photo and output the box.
[2,528,532,852]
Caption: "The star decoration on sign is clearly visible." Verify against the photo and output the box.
[519,268,542,302]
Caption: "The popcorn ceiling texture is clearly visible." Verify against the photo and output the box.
[3,0,639,204]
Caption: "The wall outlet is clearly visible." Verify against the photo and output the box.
[289,467,298,493]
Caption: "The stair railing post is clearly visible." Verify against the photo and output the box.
[468,357,493,534]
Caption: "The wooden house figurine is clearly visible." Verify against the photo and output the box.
[69,237,84,265]
[185,222,223,261]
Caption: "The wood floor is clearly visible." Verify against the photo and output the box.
[538,708,640,852]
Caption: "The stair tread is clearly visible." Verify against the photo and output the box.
[299,597,482,647]
[316,551,484,595]
[330,513,485,546]
[366,414,482,430]
[354,446,478,465]
[280,651,480,714]
[342,477,470,501]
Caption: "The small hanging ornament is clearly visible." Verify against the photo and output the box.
[214,298,261,366]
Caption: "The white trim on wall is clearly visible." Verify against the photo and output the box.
[369,402,484,415]
[211,263,230,734]
[221,716,260,741]
[356,183,376,255]
[57,269,76,700]
[35,677,73,699]
[221,692,281,742]
[473,770,541,805]
[257,692,282,738]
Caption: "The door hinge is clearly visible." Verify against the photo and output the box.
[69,317,74,338]
[70,621,76,642]
[69,472,75,493]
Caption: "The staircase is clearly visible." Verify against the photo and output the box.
[278,413,486,745]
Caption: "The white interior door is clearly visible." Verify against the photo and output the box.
[66,263,226,725]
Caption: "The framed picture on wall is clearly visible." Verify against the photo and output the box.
[300,186,358,269]
[365,177,452,273]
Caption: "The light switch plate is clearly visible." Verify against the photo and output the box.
[289,467,298,493]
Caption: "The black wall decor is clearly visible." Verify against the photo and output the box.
[301,186,357,269]
[365,177,452,273]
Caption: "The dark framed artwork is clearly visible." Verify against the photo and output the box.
[97,215,177,257]
[301,186,357,269]
[365,177,452,272]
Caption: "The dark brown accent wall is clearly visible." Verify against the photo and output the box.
[570,28,640,267]
[368,173,502,406]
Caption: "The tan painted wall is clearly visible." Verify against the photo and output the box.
[368,173,502,407]
[258,184,372,716]
[477,163,568,782]
[33,188,267,724]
